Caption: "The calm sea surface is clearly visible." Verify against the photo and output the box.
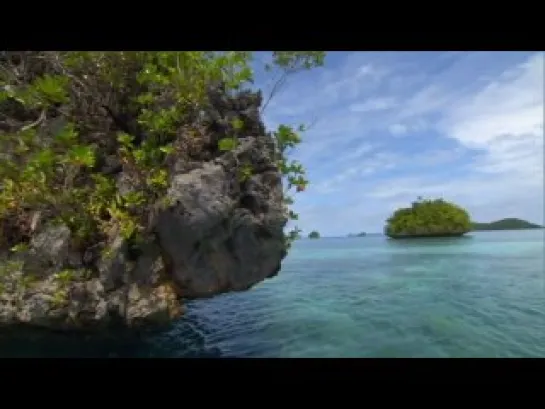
[2,230,544,357]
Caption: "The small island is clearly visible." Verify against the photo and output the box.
[347,232,366,237]
[308,231,321,239]
[471,218,543,231]
[385,197,471,239]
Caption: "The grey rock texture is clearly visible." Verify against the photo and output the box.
[156,136,286,298]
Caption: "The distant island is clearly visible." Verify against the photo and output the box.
[385,197,471,239]
[471,218,543,231]
[347,232,366,237]
[308,231,320,239]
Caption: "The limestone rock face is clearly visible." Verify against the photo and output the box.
[155,136,286,298]
[0,85,288,333]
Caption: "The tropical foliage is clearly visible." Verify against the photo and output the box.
[385,197,471,238]
[0,51,325,256]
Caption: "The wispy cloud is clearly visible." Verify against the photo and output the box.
[388,119,428,137]
[388,123,407,136]
[349,97,397,113]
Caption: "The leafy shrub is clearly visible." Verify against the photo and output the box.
[0,51,326,255]
[385,197,472,238]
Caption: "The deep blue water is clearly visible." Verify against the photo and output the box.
[1,230,544,357]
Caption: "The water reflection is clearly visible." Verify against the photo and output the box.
[385,235,474,248]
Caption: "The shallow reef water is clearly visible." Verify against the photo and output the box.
[1,230,543,358]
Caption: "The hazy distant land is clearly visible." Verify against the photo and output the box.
[304,218,543,240]
[471,218,543,231]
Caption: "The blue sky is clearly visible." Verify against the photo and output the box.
[253,52,544,236]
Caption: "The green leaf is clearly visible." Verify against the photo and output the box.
[10,243,29,253]
[288,210,299,220]
[218,137,237,152]
[68,145,95,167]
[122,191,146,206]
[136,92,154,105]
[33,74,69,104]
[117,132,134,146]
[33,149,56,168]
[146,169,169,189]
[238,66,253,83]
[55,123,78,145]
[133,148,146,164]
[159,145,174,155]
[231,118,244,130]
[0,90,9,103]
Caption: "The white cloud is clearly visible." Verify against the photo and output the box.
[321,63,378,102]
[398,84,456,119]
[261,56,394,169]
[341,143,376,162]
[264,58,388,121]
[388,123,407,135]
[313,167,360,194]
[361,167,539,224]
[383,52,543,193]
[441,53,544,181]
[388,118,428,137]
[313,146,463,196]
[349,97,397,113]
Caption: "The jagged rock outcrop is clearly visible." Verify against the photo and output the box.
[156,136,286,299]
[0,62,288,333]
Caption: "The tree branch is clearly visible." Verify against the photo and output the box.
[20,108,46,132]
[260,71,288,114]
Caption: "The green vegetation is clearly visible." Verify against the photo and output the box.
[385,197,472,238]
[471,218,543,231]
[308,231,320,239]
[0,51,325,257]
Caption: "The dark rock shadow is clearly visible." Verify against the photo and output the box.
[0,315,223,358]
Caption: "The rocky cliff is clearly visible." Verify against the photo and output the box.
[0,52,289,333]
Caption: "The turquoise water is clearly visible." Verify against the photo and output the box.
[1,230,544,357]
[140,229,545,358]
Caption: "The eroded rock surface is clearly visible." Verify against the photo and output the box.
[156,137,286,298]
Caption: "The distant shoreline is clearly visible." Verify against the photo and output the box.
[472,227,544,231]
[386,232,468,239]
[298,228,543,240]
[471,218,543,231]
